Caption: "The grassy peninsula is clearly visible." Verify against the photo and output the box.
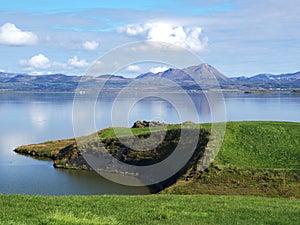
[14,121,300,198]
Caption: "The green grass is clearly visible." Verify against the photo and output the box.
[97,124,191,139]
[215,121,300,169]
[15,121,300,170]
[98,121,300,170]
[14,139,74,158]
[164,121,300,197]
[14,124,189,158]
[0,194,299,225]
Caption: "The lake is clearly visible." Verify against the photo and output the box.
[0,92,299,195]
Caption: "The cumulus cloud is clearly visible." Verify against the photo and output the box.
[20,54,51,69]
[150,66,169,73]
[125,65,141,72]
[68,56,89,68]
[118,22,208,52]
[83,40,99,51]
[20,54,89,73]
[0,23,38,46]
[117,24,146,36]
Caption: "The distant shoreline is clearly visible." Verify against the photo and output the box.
[0,89,299,95]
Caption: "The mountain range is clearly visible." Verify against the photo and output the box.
[1,64,299,92]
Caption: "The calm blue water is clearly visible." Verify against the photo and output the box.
[0,92,299,195]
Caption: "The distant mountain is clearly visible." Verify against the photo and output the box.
[250,71,300,81]
[233,71,300,81]
[231,71,300,89]
[0,72,22,77]
[97,74,127,80]
[137,63,229,82]
[1,65,299,92]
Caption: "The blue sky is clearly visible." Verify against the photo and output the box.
[0,0,233,14]
[0,0,299,77]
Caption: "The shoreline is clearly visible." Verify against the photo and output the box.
[1,89,300,95]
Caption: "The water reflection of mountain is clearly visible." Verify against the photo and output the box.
[117,93,218,124]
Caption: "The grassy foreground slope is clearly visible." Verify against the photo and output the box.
[1,194,299,225]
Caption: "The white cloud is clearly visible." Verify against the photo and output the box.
[20,54,89,73]
[0,23,38,46]
[117,24,147,36]
[28,71,48,75]
[83,40,99,51]
[118,22,208,52]
[68,56,89,68]
[150,66,169,73]
[20,54,51,69]
[29,54,50,69]
[125,65,141,72]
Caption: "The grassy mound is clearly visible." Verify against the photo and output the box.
[164,121,300,197]
[215,121,300,169]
